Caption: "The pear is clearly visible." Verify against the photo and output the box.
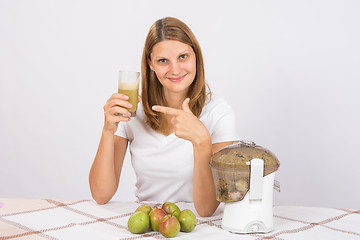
[135,204,152,215]
[162,202,180,218]
[149,208,167,231]
[159,214,180,238]
[178,209,197,232]
[127,211,150,234]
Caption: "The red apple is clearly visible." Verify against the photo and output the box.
[149,208,167,231]
[161,202,180,218]
[159,214,180,238]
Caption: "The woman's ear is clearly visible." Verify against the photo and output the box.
[147,58,153,71]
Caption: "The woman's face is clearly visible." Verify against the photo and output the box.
[149,40,196,98]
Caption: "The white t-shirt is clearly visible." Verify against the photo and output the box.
[115,95,239,202]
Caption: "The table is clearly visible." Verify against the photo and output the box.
[0,199,359,239]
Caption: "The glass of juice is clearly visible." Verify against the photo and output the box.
[118,70,140,117]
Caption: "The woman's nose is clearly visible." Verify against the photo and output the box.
[169,62,181,75]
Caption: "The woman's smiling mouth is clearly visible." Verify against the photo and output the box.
[167,74,187,82]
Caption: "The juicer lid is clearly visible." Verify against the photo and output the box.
[210,140,280,176]
[210,141,280,202]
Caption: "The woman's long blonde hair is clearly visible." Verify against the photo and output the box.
[141,17,210,135]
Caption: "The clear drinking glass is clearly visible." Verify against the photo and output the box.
[118,70,140,117]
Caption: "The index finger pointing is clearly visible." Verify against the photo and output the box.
[152,105,181,115]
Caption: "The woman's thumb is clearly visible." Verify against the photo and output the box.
[182,98,191,113]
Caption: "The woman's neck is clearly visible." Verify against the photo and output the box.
[164,91,187,109]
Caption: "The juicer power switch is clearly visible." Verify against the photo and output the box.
[244,221,268,233]
[251,224,260,232]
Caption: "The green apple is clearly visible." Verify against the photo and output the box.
[178,209,197,232]
[149,208,167,231]
[162,202,180,218]
[159,214,180,238]
[135,204,152,215]
[127,211,150,234]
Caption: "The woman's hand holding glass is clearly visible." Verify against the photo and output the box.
[103,93,132,134]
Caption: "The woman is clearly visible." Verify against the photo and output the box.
[89,17,239,217]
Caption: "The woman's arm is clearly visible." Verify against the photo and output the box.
[192,139,234,217]
[152,98,234,216]
[89,93,132,204]
[89,134,128,204]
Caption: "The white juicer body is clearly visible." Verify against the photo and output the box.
[221,159,275,234]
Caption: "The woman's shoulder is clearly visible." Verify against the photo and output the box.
[204,93,233,111]
[201,93,235,119]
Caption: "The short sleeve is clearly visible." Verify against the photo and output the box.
[201,96,240,144]
[115,121,128,139]
[211,105,239,144]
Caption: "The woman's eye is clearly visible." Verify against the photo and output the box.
[179,54,188,60]
[158,59,167,63]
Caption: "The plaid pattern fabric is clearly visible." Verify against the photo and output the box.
[0,199,359,239]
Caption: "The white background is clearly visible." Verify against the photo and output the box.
[1,0,359,209]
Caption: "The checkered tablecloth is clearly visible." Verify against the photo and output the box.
[0,199,359,239]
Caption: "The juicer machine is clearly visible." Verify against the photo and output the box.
[210,141,280,233]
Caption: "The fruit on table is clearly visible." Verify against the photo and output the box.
[149,208,167,231]
[159,214,181,238]
[135,204,152,215]
[162,202,180,218]
[128,202,197,237]
[127,211,150,234]
[178,209,197,232]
